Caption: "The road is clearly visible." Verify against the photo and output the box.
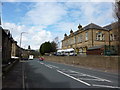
[23,58,119,88]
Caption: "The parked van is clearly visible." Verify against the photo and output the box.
[56,50,65,56]
[29,55,34,60]
[65,48,77,56]
[56,48,77,56]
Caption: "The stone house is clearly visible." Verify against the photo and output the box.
[62,22,119,55]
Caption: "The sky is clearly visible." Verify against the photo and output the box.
[1,0,116,50]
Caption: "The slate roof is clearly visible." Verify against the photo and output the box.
[74,31,78,35]
[83,23,107,30]
[103,25,111,30]
[103,22,118,30]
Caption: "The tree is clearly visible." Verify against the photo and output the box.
[51,41,57,52]
[53,36,60,49]
[40,44,43,55]
[114,0,120,21]
[113,0,120,55]
[39,42,52,55]
[39,41,58,55]
[28,45,31,50]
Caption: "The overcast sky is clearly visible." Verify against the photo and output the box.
[1,0,115,50]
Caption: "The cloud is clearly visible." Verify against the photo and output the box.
[2,22,52,50]
[49,2,114,32]
[53,22,78,33]
[30,30,52,49]
[2,2,114,50]
[63,2,114,26]
[22,2,67,26]
[1,0,115,2]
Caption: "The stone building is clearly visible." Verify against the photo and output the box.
[11,40,21,58]
[1,26,38,63]
[62,22,119,55]
[2,28,13,64]
[0,27,2,51]
[103,22,119,55]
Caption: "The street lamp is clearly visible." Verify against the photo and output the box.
[19,32,27,59]
[20,32,27,47]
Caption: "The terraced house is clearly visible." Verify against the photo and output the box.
[62,22,119,55]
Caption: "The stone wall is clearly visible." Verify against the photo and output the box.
[44,56,119,73]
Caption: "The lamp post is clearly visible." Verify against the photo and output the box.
[19,32,27,59]
[20,32,27,47]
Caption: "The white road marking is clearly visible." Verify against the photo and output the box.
[40,63,59,69]
[92,84,120,88]
[69,73,84,76]
[47,64,59,68]
[38,61,116,88]
[40,62,44,64]
[85,74,111,82]
[44,64,52,69]
[57,70,91,86]
[68,70,111,83]
[78,78,105,81]
[68,70,79,73]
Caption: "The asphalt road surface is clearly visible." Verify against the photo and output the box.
[23,58,119,88]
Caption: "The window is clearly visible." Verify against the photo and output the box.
[78,35,82,43]
[110,34,113,41]
[113,34,117,40]
[80,35,82,42]
[70,39,72,44]
[96,32,104,41]
[96,33,98,40]
[102,34,105,40]
[73,37,76,44]
[110,34,117,41]
[65,41,68,46]
[85,32,88,40]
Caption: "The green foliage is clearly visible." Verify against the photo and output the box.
[39,42,52,55]
[39,41,57,55]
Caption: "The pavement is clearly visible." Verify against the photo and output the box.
[2,61,23,88]
[2,58,120,89]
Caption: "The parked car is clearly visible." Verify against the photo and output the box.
[39,57,44,61]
